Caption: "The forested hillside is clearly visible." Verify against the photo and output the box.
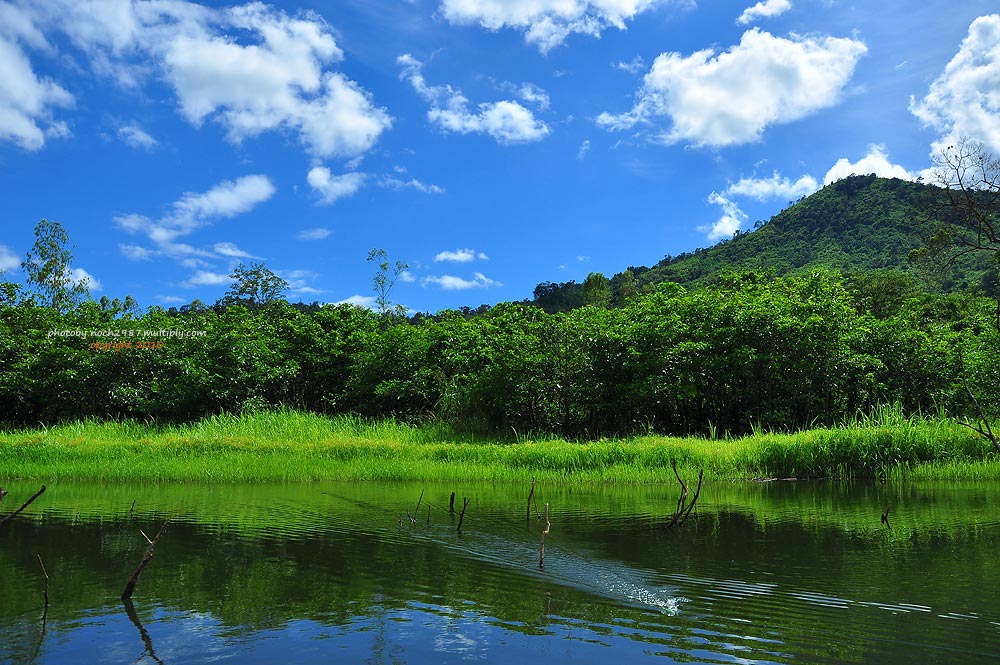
[532,175,998,313]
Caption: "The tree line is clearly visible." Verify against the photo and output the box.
[2,263,997,437]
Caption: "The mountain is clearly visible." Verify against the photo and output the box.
[532,175,997,312]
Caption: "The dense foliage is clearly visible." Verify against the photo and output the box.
[1,268,997,438]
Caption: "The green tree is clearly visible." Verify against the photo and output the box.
[21,219,89,311]
[367,248,409,316]
[582,272,612,308]
[221,262,289,308]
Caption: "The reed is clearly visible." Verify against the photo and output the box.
[0,408,997,483]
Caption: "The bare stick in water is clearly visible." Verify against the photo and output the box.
[457,498,470,532]
[539,503,551,569]
[527,477,536,524]
[121,520,169,600]
[37,554,50,607]
[0,485,47,528]
[449,492,456,514]
[129,500,136,520]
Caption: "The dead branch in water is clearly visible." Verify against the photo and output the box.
[539,503,551,569]
[129,499,136,520]
[405,489,424,524]
[665,461,703,529]
[121,520,169,600]
[526,476,540,524]
[0,485,47,529]
[457,498,470,533]
[0,487,7,504]
[37,554,50,607]
[449,492,456,514]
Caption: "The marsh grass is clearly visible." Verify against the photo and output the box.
[1,407,997,483]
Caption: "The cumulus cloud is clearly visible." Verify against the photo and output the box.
[307,167,366,204]
[910,14,1000,155]
[297,227,332,240]
[6,1,391,157]
[115,174,275,262]
[0,12,74,151]
[0,244,21,272]
[118,123,157,150]
[439,0,660,53]
[433,248,489,263]
[398,53,549,144]
[422,272,502,290]
[700,192,748,241]
[725,171,818,201]
[335,294,378,309]
[597,28,867,147]
[70,267,101,292]
[737,0,791,25]
[823,145,913,184]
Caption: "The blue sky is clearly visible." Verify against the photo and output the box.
[1,0,999,313]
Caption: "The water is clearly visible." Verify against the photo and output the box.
[0,479,998,663]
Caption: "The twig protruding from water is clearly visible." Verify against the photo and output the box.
[37,554,50,607]
[121,519,169,600]
[457,498,470,533]
[665,461,703,529]
[539,503,550,569]
[449,492,456,514]
[881,506,891,529]
[0,485,47,529]
[129,499,136,520]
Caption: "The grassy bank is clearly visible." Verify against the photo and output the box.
[1,408,997,483]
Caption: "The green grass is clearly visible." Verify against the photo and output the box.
[1,408,997,483]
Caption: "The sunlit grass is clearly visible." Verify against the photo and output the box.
[1,407,997,483]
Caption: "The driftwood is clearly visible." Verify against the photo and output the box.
[0,485,47,529]
[121,520,169,600]
[539,503,551,569]
[665,461,703,529]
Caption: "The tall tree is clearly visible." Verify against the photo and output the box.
[21,218,89,311]
[221,262,289,308]
[367,248,408,316]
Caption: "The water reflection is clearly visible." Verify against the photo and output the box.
[0,479,998,663]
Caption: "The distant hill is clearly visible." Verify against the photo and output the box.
[532,175,997,312]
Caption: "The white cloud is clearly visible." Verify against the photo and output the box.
[181,270,231,287]
[823,145,913,184]
[616,56,645,74]
[11,1,391,158]
[157,295,187,305]
[737,0,791,25]
[116,174,275,261]
[119,243,153,261]
[0,31,74,150]
[400,270,417,283]
[725,171,818,201]
[597,28,867,147]
[335,294,378,309]
[577,139,591,159]
[212,241,258,258]
[381,177,446,194]
[910,14,1000,155]
[519,83,550,110]
[0,244,20,271]
[700,192,748,241]
[439,0,660,53]
[307,167,366,204]
[398,54,549,144]
[118,123,157,150]
[70,267,101,292]
[433,248,488,263]
[422,272,502,290]
[297,227,332,240]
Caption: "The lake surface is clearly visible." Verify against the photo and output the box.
[1,478,998,664]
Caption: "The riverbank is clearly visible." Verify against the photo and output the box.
[1,409,997,483]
